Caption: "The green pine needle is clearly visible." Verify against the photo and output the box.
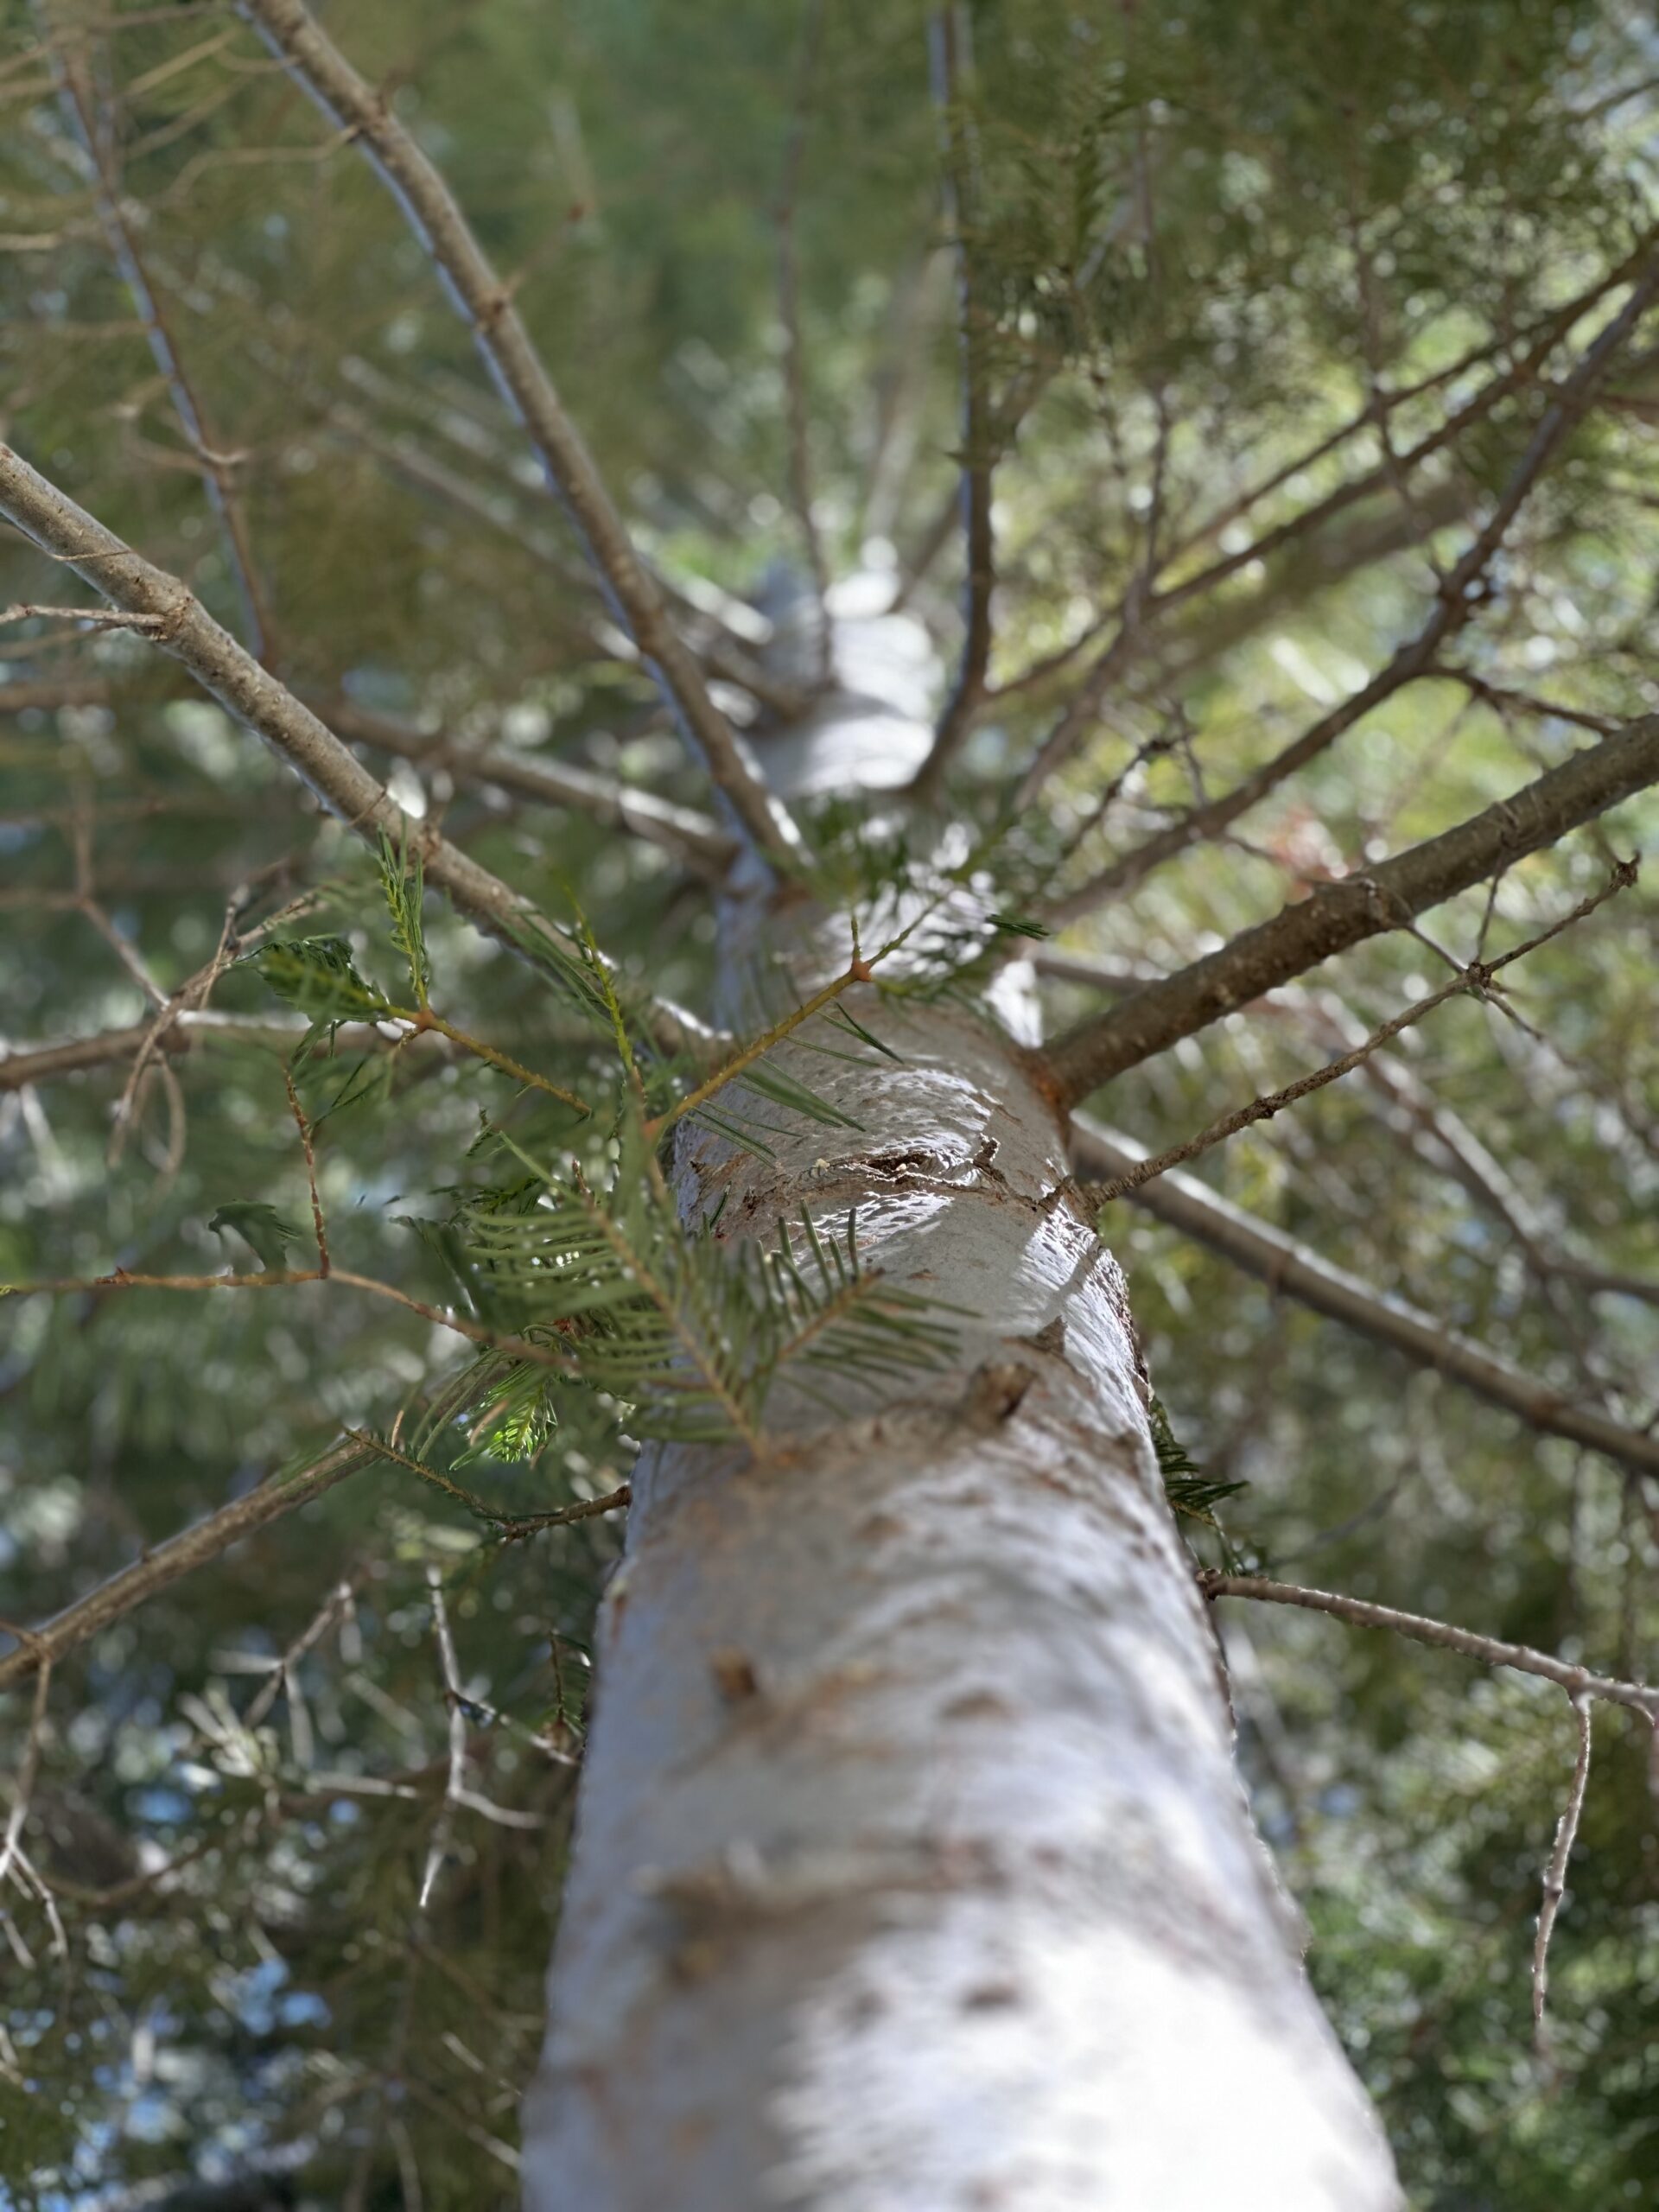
[377,830,431,1007]
[207,1201,305,1273]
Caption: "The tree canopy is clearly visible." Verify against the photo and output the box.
[2,2,1656,2204]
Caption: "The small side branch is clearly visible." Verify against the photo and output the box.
[1534,1695,1594,2060]
[420,1563,469,1911]
[0,677,111,714]
[1070,1116,1659,1480]
[0,1440,371,1694]
[1050,256,1659,909]
[308,381,809,724]
[644,951,875,1141]
[0,1652,51,1897]
[0,440,715,1059]
[39,0,273,658]
[323,699,737,878]
[0,1339,628,1697]
[912,4,994,800]
[1040,715,1659,1108]
[283,1063,330,1275]
[346,1429,630,1543]
[1198,1576,1658,1722]
[1206,1582,1622,2052]
[238,0,802,871]
[0,1008,459,1095]
[1081,865,1635,1203]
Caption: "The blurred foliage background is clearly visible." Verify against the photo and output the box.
[2,0,1657,2203]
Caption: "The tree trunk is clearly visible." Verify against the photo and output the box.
[521,583,1402,2210]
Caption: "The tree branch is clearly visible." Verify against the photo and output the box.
[0,440,715,1058]
[1149,249,1649,638]
[1290,982,1659,1311]
[1041,715,1659,1107]
[1071,1117,1659,1480]
[0,1007,467,1093]
[1533,1694,1594,2057]
[912,3,994,799]
[238,0,803,871]
[1048,943,1651,1294]
[0,1439,371,1694]
[1049,258,1659,911]
[39,0,274,658]
[323,699,737,877]
[1014,242,1656,802]
[1199,1577,1656,1722]
[0,660,736,877]
[308,379,809,721]
[1078,864,1635,1204]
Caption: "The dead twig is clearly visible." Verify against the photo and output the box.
[1533,1694,1595,2065]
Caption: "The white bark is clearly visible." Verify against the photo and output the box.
[521,588,1402,2210]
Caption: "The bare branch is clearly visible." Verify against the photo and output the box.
[0,658,735,878]
[324,699,736,878]
[1533,1695,1595,2059]
[912,4,995,799]
[0,600,162,633]
[238,0,803,870]
[107,890,246,1167]
[1032,946,1163,994]
[1079,865,1636,1204]
[0,440,715,1058]
[2,1262,601,1386]
[1293,985,1659,1312]
[888,481,959,613]
[1427,665,1622,740]
[345,1428,629,1545]
[0,1385,627,1700]
[420,1561,469,1912]
[0,1008,413,1092]
[1049,258,1659,908]
[1041,715,1659,1108]
[0,1650,51,1896]
[313,361,811,718]
[861,242,951,548]
[1015,243,1657,803]
[38,0,273,658]
[0,1440,371,1694]
[1200,1580,1655,1722]
[1070,1117,1659,1480]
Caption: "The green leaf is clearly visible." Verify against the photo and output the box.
[207,1201,304,1273]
